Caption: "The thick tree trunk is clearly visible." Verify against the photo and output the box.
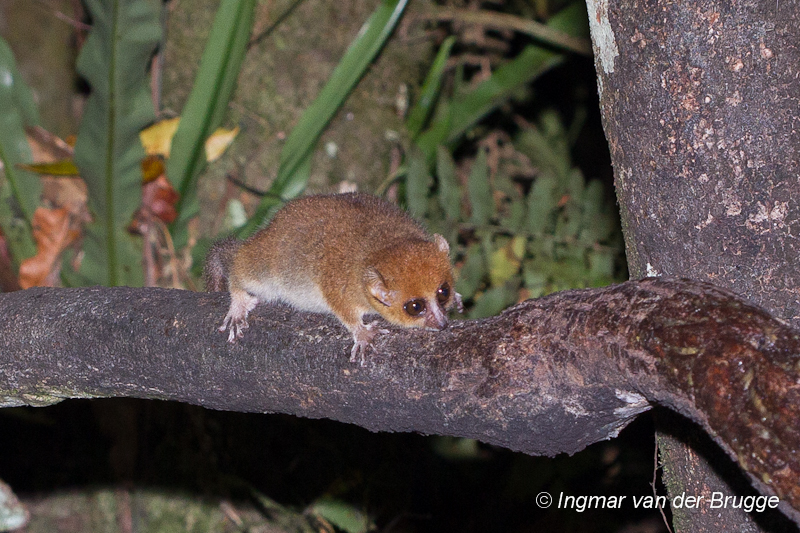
[586,0,800,530]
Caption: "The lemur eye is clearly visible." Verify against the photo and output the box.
[404,299,426,317]
[437,283,451,305]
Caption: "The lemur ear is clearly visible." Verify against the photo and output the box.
[365,267,397,307]
[433,234,450,253]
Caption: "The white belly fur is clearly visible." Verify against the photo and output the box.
[242,278,332,314]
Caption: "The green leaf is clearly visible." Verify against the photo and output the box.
[516,110,571,178]
[413,104,451,167]
[0,36,40,264]
[72,0,161,286]
[579,179,614,244]
[556,168,585,239]
[588,248,615,281]
[241,0,410,237]
[499,195,526,232]
[0,39,39,129]
[435,145,461,221]
[406,146,431,217]
[406,36,456,139]
[522,260,548,298]
[467,148,493,226]
[455,242,485,298]
[309,498,373,533]
[168,0,257,243]
[431,436,483,460]
[525,171,557,235]
[469,283,517,319]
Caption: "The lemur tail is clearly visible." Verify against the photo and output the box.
[202,236,241,292]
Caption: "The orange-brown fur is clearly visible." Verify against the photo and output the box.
[204,193,462,363]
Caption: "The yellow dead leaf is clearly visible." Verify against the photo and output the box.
[205,126,239,162]
[140,117,180,157]
[139,119,238,162]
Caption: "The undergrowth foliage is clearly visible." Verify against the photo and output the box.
[406,109,625,318]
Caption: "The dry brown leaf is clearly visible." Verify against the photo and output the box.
[130,175,180,235]
[145,175,180,225]
[19,207,82,288]
[141,154,166,184]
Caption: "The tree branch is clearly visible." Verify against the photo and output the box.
[0,278,798,523]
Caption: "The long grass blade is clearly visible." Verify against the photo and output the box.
[405,36,456,140]
[240,0,410,236]
[168,0,257,244]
